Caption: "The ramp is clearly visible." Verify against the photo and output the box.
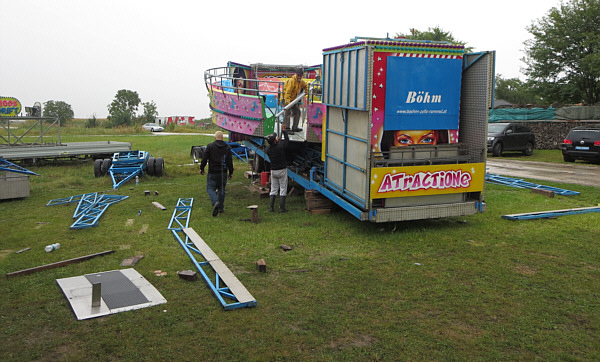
[168,198,256,310]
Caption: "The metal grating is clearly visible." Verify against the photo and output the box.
[85,270,149,309]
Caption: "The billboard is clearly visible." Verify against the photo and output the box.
[0,97,22,117]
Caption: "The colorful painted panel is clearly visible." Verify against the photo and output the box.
[213,113,264,136]
[210,89,265,120]
[306,102,326,143]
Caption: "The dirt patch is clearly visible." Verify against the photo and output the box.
[514,264,537,276]
[329,334,378,350]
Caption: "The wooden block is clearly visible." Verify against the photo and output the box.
[120,254,145,267]
[280,245,292,251]
[152,202,167,210]
[256,259,267,273]
[177,270,198,281]
[310,208,331,215]
[306,198,333,210]
[144,190,151,196]
[531,188,555,198]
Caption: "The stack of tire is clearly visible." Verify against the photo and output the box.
[93,158,112,178]
[145,156,164,177]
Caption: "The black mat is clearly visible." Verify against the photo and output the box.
[85,270,149,309]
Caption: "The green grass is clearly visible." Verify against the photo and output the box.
[2,129,600,361]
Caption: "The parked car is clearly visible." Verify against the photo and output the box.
[142,123,164,132]
[561,126,600,163]
[487,123,535,157]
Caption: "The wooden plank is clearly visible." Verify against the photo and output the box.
[182,228,219,262]
[210,259,255,303]
[152,202,167,210]
[6,250,115,278]
[182,227,255,303]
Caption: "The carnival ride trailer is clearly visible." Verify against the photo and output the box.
[205,38,494,223]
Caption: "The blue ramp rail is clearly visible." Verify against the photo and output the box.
[168,198,257,310]
[502,206,600,220]
[0,158,39,176]
[485,173,581,196]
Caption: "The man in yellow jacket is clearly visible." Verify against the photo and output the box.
[282,69,308,133]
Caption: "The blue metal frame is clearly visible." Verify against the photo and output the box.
[0,158,39,176]
[168,198,257,310]
[47,193,128,229]
[485,173,580,196]
[108,150,150,189]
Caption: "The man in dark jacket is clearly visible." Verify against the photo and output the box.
[200,131,234,216]
[266,127,289,212]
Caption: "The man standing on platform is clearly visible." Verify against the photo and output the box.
[282,68,308,133]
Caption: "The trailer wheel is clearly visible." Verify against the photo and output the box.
[154,157,164,177]
[94,159,103,177]
[101,158,112,176]
[146,157,156,176]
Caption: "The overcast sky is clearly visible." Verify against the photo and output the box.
[1,0,558,120]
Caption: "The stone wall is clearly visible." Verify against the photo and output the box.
[506,120,600,150]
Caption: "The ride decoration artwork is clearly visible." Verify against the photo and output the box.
[370,163,485,199]
[370,47,464,154]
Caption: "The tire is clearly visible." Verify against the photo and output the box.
[192,146,205,161]
[101,158,112,176]
[154,157,164,177]
[492,142,503,157]
[146,157,156,176]
[563,155,575,162]
[523,142,534,156]
[151,128,155,132]
[94,159,103,178]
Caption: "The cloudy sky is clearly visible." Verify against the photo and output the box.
[1,0,558,120]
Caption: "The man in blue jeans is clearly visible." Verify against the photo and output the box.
[200,131,234,216]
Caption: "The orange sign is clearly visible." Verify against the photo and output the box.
[370,163,485,199]
[0,97,22,117]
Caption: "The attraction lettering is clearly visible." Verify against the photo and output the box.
[378,169,472,193]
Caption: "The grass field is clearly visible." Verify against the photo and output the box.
[1,129,600,361]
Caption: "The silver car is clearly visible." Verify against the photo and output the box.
[142,123,164,132]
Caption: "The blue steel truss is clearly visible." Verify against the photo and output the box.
[0,158,39,176]
[485,173,580,196]
[47,193,128,229]
[168,198,257,310]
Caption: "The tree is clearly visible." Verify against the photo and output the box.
[141,101,158,124]
[523,0,600,105]
[43,100,74,125]
[396,26,473,52]
[107,89,141,127]
[495,74,545,106]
